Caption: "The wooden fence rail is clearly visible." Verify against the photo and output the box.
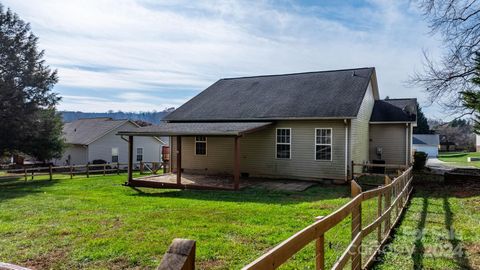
[243,166,413,270]
[2,161,168,181]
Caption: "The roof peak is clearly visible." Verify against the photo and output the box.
[220,67,375,81]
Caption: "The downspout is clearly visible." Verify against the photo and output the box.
[405,123,409,166]
[344,119,349,181]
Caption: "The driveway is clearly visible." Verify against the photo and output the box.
[426,158,475,174]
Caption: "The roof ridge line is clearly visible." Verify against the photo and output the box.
[220,67,375,81]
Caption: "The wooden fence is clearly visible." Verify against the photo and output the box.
[2,161,167,181]
[242,166,413,270]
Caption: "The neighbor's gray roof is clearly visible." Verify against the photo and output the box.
[370,98,417,122]
[117,122,273,136]
[164,67,375,121]
[63,118,132,145]
[413,134,439,146]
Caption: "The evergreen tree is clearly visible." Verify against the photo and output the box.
[413,102,432,134]
[0,5,63,161]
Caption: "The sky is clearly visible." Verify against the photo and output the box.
[3,0,444,118]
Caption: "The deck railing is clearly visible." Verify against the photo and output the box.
[243,166,413,270]
[2,161,167,181]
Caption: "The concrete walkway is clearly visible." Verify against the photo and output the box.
[426,158,475,174]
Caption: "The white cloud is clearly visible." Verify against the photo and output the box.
[3,0,443,117]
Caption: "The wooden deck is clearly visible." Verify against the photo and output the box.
[127,173,318,192]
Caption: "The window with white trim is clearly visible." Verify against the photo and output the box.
[136,147,143,162]
[111,147,119,163]
[315,128,332,160]
[195,136,207,155]
[276,128,291,159]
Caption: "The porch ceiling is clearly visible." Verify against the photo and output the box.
[117,122,273,136]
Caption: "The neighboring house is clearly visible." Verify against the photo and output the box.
[53,118,165,165]
[412,134,440,157]
[476,134,480,152]
[119,67,417,182]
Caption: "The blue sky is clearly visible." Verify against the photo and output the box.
[4,0,444,118]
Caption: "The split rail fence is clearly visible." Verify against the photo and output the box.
[243,166,413,270]
[3,161,167,181]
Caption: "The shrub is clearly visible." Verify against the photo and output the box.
[92,159,107,164]
[413,151,428,171]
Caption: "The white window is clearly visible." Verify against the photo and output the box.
[276,128,291,159]
[136,148,143,162]
[195,136,207,155]
[315,128,332,161]
[111,147,119,163]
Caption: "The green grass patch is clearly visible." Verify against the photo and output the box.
[373,183,480,270]
[0,173,352,269]
[438,152,480,168]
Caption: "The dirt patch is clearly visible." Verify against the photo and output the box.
[197,258,227,270]
[23,247,69,270]
[464,243,480,270]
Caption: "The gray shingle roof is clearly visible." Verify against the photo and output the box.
[413,134,439,146]
[370,99,417,122]
[117,122,273,136]
[63,118,131,145]
[164,67,375,121]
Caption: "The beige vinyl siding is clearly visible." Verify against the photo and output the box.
[369,124,407,164]
[350,82,375,165]
[53,144,87,165]
[171,120,347,180]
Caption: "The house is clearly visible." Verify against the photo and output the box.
[412,134,440,157]
[118,67,417,183]
[53,118,165,165]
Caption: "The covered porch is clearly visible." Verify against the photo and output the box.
[117,122,272,190]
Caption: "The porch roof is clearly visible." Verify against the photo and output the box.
[117,122,273,136]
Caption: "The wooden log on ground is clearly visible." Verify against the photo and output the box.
[157,238,196,270]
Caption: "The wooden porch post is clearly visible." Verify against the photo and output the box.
[128,136,133,184]
[176,135,182,185]
[233,136,240,190]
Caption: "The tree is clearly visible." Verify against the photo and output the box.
[0,5,63,161]
[412,0,480,113]
[460,54,480,133]
[413,102,432,134]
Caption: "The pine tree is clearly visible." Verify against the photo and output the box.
[413,102,432,134]
[0,5,64,161]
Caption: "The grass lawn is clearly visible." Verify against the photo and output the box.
[438,152,480,168]
[373,182,480,270]
[0,173,353,269]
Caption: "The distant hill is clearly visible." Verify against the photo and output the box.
[61,108,174,125]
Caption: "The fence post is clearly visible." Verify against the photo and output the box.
[158,238,196,270]
[351,180,362,270]
[377,194,383,244]
[103,164,106,176]
[86,164,90,178]
[24,167,27,182]
[49,165,53,180]
[384,176,392,234]
[31,170,34,180]
[140,161,144,174]
[70,165,73,179]
[117,162,120,175]
[315,216,325,270]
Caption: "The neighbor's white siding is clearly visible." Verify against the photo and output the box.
[350,82,375,165]
[171,120,347,181]
[53,144,87,165]
[87,122,163,164]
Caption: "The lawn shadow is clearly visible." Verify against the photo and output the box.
[129,183,351,205]
[411,196,428,269]
[443,196,472,269]
[0,178,59,203]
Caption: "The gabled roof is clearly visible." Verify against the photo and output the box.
[117,122,273,136]
[63,118,132,145]
[164,67,376,121]
[370,98,417,123]
[413,134,440,146]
